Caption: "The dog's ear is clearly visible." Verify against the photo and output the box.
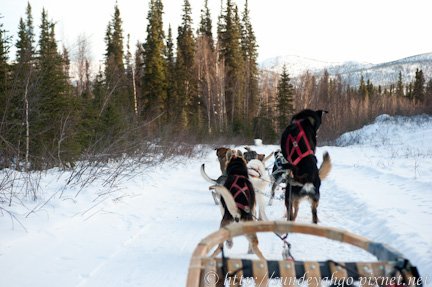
[226,149,233,161]
[314,110,328,131]
[244,146,251,152]
[236,150,243,158]
[315,110,328,121]
[307,116,316,127]
[226,149,239,161]
[215,147,228,158]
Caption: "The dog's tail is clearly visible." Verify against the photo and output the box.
[209,185,241,221]
[200,164,218,184]
[319,152,332,180]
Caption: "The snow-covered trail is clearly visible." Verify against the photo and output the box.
[0,115,431,287]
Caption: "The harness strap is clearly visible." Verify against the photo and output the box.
[229,175,251,212]
[286,120,314,166]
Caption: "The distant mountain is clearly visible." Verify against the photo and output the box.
[260,53,432,87]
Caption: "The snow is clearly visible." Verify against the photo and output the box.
[260,55,343,76]
[1,114,432,287]
[261,53,432,87]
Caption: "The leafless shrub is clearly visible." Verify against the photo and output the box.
[0,205,27,231]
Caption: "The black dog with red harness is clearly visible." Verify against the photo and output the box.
[221,154,255,223]
[209,151,265,260]
[280,109,331,224]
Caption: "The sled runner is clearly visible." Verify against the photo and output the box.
[186,221,422,287]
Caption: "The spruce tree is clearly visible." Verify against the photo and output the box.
[165,25,176,121]
[396,71,404,97]
[199,0,214,50]
[33,9,77,168]
[366,79,374,97]
[241,0,259,125]
[218,0,244,132]
[277,65,294,132]
[15,3,35,63]
[98,3,133,143]
[425,79,432,110]
[141,0,167,125]
[176,0,198,130]
[412,68,425,101]
[0,17,10,113]
[0,17,12,167]
[105,4,124,74]
[406,82,413,99]
[232,5,245,126]
[11,3,36,169]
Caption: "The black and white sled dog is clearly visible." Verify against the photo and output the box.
[268,149,289,206]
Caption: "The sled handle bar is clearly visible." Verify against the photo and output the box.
[186,221,421,287]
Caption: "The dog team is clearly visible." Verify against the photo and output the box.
[200,109,332,259]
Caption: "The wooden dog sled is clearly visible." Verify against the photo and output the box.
[186,221,422,287]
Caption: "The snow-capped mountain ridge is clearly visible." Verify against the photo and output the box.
[261,52,432,86]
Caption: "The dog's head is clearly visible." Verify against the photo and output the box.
[243,146,266,162]
[274,149,283,160]
[243,146,257,162]
[215,147,230,174]
[291,109,328,133]
[247,159,266,178]
[225,149,248,177]
[215,147,229,161]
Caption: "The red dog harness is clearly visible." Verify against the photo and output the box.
[229,175,251,213]
[285,120,314,166]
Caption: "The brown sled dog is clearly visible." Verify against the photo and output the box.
[215,147,230,174]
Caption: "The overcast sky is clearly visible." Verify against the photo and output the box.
[2,0,432,65]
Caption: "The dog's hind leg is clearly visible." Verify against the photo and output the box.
[221,218,233,249]
[211,227,230,255]
[292,199,300,221]
[311,200,319,224]
[285,190,295,221]
[269,182,277,206]
[255,191,268,221]
[246,233,265,260]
